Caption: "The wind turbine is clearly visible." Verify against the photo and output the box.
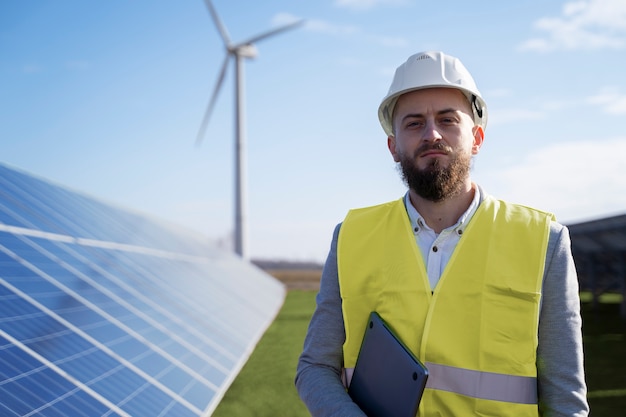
[196,0,303,260]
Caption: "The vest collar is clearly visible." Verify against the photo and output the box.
[404,184,483,236]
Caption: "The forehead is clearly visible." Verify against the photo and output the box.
[394,87,471,115]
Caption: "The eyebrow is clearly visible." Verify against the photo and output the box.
[400,108,460,123]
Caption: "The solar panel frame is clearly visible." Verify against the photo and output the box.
[0,163,286,416]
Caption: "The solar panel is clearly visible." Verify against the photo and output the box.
[0,163,286,416]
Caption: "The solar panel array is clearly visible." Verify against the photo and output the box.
[0,163,286,416]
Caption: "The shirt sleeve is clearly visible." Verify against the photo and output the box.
[537,222,590,416]
[295,224,367,417]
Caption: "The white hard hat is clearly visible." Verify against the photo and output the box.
[378,51,488,136]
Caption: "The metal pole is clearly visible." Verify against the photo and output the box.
[617,251,626,320]
[234,52,247,259]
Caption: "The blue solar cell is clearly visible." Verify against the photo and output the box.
[0,335,121,416]
[0,163,285,415]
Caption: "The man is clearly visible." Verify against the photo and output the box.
[295,51,589,416]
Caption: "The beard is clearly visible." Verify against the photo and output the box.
[397,142,472,202]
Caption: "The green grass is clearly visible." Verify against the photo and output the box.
[212,290,316,417]
[213,290,626,416]
[581,298,626,415]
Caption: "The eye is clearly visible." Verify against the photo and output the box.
[439,116,457,125]
[405,119,424,129]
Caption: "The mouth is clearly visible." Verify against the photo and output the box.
[420,150,448,158]
[416,142,453,159]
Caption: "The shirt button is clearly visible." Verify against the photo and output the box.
[432,246,438,252]
[457,229,463,235]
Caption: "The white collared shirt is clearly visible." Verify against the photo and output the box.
[404,185,481,290]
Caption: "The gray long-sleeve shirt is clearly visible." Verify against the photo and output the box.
[295,198,589,416]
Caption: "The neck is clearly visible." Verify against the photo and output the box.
[409,182,475,234]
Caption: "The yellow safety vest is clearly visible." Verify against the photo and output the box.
[338,197,554,417]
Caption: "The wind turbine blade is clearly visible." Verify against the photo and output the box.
[203,0,231,47]
[196,55,230,146]
[235,19,305,47]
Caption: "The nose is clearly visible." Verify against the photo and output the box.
[421,119,443,142]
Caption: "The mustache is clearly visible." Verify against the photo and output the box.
[414,142,453,158]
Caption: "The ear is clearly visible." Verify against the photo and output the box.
[388,135,400,162]
[471,126,485,155]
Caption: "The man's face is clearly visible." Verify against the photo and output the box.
[387,88,484,202]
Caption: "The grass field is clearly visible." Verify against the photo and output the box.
[580,296,626,415]
[213,276,626,416]
[212,290,314,417]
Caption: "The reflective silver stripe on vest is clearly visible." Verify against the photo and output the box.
[425,362,538,404]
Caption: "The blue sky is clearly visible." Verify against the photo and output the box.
[2,0,626,262]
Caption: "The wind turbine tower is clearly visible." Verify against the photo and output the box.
[196,0,303,259]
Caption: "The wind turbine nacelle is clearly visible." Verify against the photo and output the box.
[237,44,258,59]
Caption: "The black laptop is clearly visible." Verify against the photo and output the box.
[348,312,429,417]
